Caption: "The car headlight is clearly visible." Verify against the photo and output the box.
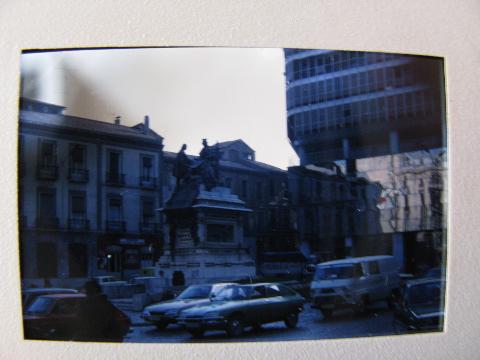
[204,311,220,318]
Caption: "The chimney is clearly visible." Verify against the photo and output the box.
[114,116,121,125]
[144,115,150,133]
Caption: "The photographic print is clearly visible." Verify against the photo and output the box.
[18,47,447,343]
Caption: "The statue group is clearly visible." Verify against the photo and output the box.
[173,139,222,191]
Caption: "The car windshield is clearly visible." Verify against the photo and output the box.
[26,297,55,315]
[315,264,360,280]
[177,285,212,300]
[407,282,443,306]
[214,285,250,301]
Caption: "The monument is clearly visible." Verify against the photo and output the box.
[156,140,256,285]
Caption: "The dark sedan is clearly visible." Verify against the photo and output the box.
[177,283,305,338]
[393,278,445,332]
[141,283,234,329]
[23,293,131,341]
[22,288,78,311]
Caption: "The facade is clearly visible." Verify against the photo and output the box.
[357,149,447,273]
[288,164,382,263]
[284,49,446,273]
[19,98,164,288]
[284,49,444,169]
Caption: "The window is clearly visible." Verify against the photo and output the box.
[266,284,282,297]
[141,155,153,179]
[37,188,57,227]
[39,140,57,166]
[69,191,87,229]
[141,198,155,224]
[108,151,121,174]
[70,192,86,218]
[107,151,124,184]
[108,196,123,221]
[70,144,86,169]
[107,195,124,232]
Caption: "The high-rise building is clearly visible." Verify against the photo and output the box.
[284,49,445,171]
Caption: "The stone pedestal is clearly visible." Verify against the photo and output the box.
[156,186,256,285]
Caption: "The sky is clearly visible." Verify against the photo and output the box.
[20,48,299,169]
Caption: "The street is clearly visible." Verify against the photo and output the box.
[123,301,401,343]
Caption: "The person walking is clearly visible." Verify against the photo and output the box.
[74,280,130,342]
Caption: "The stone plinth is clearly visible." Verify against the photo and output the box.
[156,186,256,285]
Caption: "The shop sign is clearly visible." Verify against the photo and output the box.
[119,238,145,245]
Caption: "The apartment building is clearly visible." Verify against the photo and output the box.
[19,98,164,287]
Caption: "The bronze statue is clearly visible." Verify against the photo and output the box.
[173,144,191,186]
[198,139,221,190]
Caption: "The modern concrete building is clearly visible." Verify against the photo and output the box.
[19,98,164,287]
[284,49,444,170]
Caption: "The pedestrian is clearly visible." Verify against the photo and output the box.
[73,280,130,342]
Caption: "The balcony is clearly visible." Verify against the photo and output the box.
[37,165,58,181]
[106,220,126,233]
[139,176,157,189]
[68,218,90,231]
[106,172,125,186]
[35,216,59,229]
[68,168,89,183]
[139,222,161,234]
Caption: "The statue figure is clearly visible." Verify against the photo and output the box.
[198,139,221,190]
[173,144,191,186]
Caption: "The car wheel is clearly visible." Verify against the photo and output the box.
[284,312,299,328]
[155,321,168,330]
[321,308,333,319]
[388,289,400,310]
[188,329,205,338]
[226,315,244,337]
[252,323,263,332]
[355,296,368,315]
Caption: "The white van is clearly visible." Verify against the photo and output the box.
[310,255,400,317]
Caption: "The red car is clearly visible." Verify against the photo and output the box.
[23,293,131,341]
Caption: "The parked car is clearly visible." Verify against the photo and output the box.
[23,293,131,341]
[310,255,400,317]
[92,276,127,286]
[393,278,445,332]
[177,283,305,338]
[22,288,78,311]
[141,283,234,329]
[422,267,444,279]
